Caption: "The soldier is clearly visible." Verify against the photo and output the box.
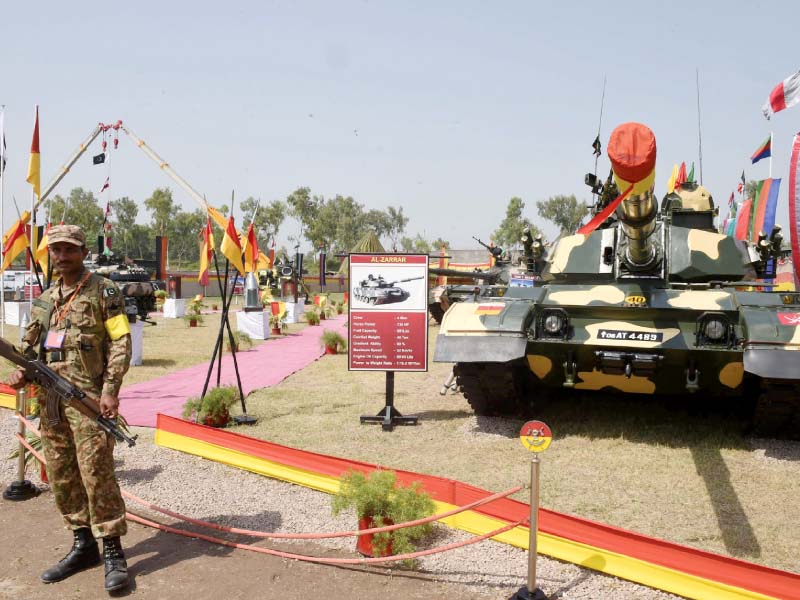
[6,224,132,592]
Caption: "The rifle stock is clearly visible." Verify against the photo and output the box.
[0,337,137,447]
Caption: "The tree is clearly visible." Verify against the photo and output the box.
[385,206,408,251]
[313,195,365,251]
[399,234,432,254]
[363,209,392,240]
[110,197,139,257]
[492,197,538,249]
[42,188,104,240]
[536,194,589,236]
[128,224,154,260]
[239,196,286,244]
[169,209,206,269]
[144,187,178,236]
[745,180,760,201]
[286,187,321,242]
[431,237,449,251]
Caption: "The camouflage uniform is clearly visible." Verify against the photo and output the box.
[22,272,132,539]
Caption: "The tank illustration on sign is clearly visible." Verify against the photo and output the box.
[352,274,425,305]
[435,122,799,438]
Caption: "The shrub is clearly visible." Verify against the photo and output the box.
[320,330,347,353]
[182,386,239,426]
[332,470,435,561]
[305,310,320,325]
[226,331,253,352]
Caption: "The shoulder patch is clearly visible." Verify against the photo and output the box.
[103,287,118,297]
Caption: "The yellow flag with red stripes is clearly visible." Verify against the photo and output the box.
[220,216,245,274]
[26,107,41,199]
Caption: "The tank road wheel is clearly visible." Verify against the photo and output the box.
[753,381,800,440]
[429,303,445,324]
[454,361,533,416]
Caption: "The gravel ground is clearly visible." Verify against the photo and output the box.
[1,413,683,599]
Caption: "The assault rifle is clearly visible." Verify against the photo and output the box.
[0,338,137,447]
[472,236,505,260]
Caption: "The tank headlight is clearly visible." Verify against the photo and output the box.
[695,311,734,347]
[544,313,563,334]
[703,318,726,341]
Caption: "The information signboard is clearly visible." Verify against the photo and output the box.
[348,253,428,372]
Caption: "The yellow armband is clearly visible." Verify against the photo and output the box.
[105,313,131,340]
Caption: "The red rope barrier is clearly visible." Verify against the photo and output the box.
[13,414,528,565]
[120,485,524,540]
[126,511,527,565]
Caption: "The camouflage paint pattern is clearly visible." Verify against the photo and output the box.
[436,282,800,396]
[40,404,127,538]
[21,272,131,538]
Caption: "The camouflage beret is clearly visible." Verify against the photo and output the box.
[47,224,86,247]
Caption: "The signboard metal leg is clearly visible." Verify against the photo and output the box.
[360,371,418,431]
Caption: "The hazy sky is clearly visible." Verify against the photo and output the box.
[1,0,799,251]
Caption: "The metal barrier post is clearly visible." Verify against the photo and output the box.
[3,387,39,501]
[512,421,551,600]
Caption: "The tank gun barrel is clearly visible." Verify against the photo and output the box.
[392,275,426,284]
[608,123,659,268]
[428,267,498,282]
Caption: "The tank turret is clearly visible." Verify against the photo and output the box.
[86,254,160,323]
[353,274,424,305]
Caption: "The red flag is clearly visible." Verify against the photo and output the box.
[244,223,260,273]
[674,162,687,188]
[734,199,752,241]
[762,69,800,119]
[99,177,110,194]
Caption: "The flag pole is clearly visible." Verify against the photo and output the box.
[0,105,5,337]
[769,131,773,179]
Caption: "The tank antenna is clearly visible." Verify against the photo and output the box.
[696,68,704,185]
[593,75,607,183]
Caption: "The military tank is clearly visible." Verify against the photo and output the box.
[435,122,800,438]
[428,235,546,323]
[353,274,425,305]
[87,255,160,323]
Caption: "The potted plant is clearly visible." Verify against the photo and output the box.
[225,331,252,353]
[184,295,206,327]
[269,313,284,335]
[320,330,347,354]
[332,470,435,561]
[182,385,239,427]
[154,289,168,310]
[336,301,344,315]
[305,310,320,326]
[183,313,204,327]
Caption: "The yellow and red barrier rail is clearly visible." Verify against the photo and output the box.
[155,414,800,600]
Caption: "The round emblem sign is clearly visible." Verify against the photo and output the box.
[519,420,552,453]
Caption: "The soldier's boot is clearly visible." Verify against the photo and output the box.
[41,527,101,583]
[102,536,129,592]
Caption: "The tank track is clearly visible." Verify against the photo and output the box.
[454,361,533,416]
[753,380,800,440]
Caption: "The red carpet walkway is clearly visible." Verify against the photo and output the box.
[120,315,348,428]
